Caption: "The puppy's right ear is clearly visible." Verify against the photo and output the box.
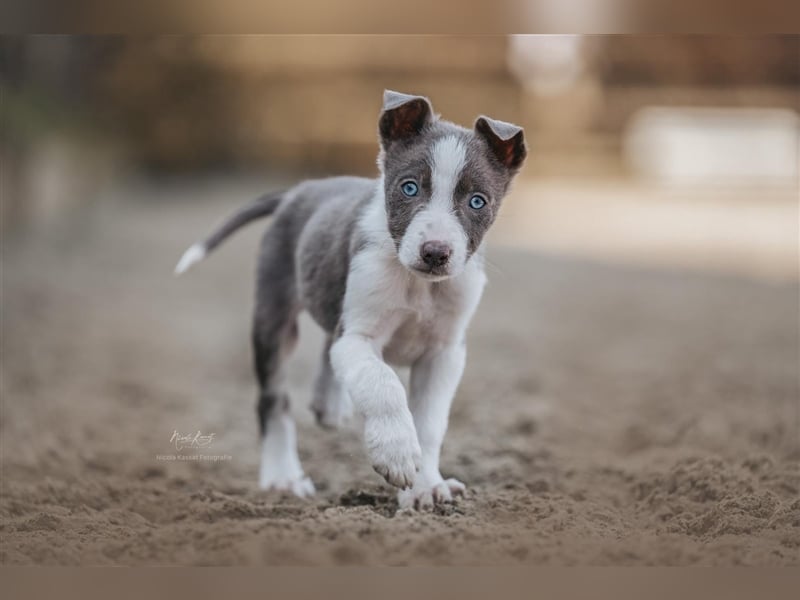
[379,90,434,147]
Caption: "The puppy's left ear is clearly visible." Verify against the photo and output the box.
[475,116,527,172]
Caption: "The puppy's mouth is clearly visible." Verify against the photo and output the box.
[408,263,453,281]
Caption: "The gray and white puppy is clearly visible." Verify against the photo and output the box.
[175,90,526,509]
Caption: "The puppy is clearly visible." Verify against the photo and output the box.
[175,90,526,509]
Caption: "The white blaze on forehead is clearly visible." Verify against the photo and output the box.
[396,135,470,276]
[429,135,468,211]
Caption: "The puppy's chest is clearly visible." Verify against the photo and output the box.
[382,290,460,365]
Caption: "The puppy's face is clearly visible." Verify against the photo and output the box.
[378,91,527,281]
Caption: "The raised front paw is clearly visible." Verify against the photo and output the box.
[364,415,422,489]
[397,477,465,510]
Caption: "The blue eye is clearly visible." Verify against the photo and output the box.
[469,194,487,210]
[401,181,419,197]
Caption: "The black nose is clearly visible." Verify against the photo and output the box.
[421,241,452,268]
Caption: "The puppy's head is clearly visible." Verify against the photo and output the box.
[378,90,526,281]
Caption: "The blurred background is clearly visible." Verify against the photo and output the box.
[2,36,799,566]
[2,35,798,279]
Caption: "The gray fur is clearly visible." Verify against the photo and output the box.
[203,189,284,254]
[251,176,374,429]
[292,177,375,332]
[176,89,526,452]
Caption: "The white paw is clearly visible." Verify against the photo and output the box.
[259,473,316,498]
[398,478,465,510]
[364,415,421,489]
[258,414,314,498]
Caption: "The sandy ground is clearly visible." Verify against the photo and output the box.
[1,177,798,565]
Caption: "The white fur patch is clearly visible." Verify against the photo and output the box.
[174,243,206,275]
[398,136,469,276]
[429,135,468,212]
[259,413,315,497]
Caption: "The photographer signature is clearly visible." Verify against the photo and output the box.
[170,430,216,451]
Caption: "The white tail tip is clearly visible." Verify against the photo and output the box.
[174,243,206,276]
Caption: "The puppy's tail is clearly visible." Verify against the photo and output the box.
[174,189,284,276]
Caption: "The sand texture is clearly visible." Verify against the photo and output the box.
[2,180,798,565]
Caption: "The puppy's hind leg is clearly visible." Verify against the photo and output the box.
[310,336,352,429]
[253,252,314,497]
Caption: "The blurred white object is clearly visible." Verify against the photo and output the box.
[510,1,623,36]
[624,107,800,185]
[507,35,585,96]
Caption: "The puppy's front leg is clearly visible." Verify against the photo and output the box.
[330,334,421,488]
[399,342,467,509]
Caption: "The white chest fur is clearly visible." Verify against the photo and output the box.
[381,276,472,365]
[342,241,486,365]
